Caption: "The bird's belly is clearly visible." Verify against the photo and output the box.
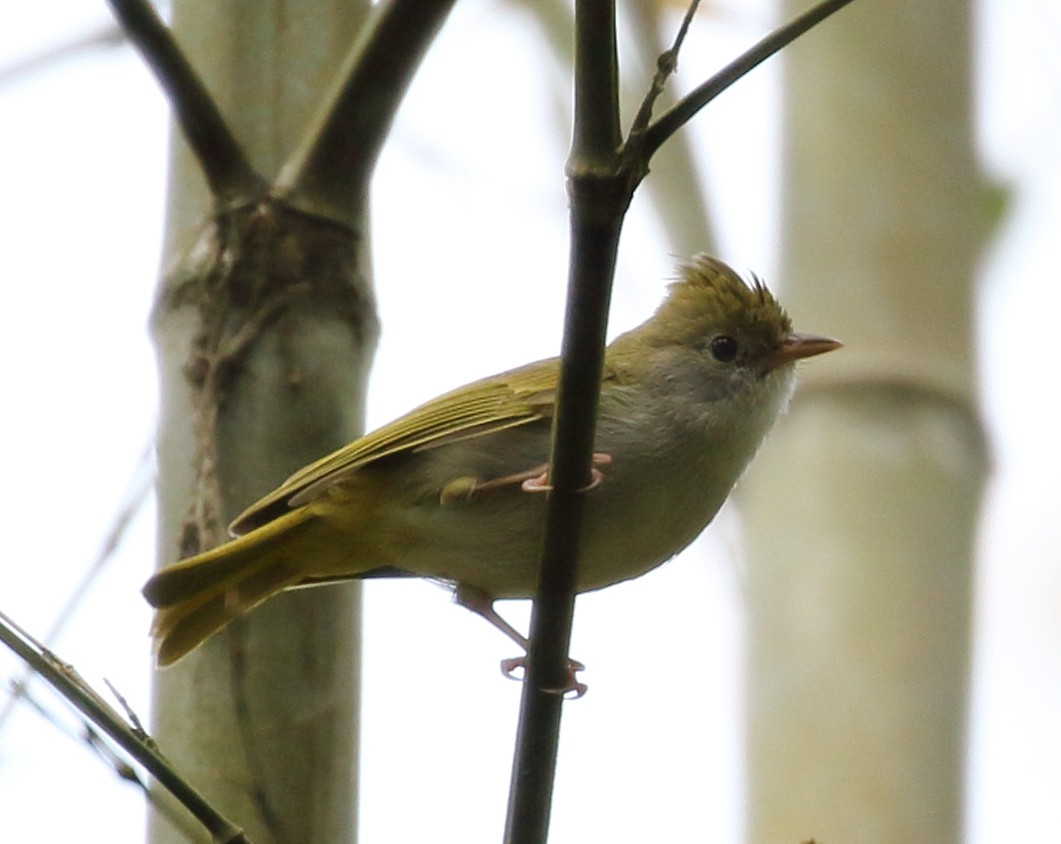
[387,445,735,599]
[574,454,734,593]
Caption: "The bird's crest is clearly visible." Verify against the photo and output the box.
[650,254,792,348]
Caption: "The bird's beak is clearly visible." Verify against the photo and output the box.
[766,332,842,370]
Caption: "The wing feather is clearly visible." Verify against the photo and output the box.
[229,357,559,533]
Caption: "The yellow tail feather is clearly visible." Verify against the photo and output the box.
[145,509,319,666]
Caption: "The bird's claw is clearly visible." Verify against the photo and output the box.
[520,453,613,494]
[500,656,588,698]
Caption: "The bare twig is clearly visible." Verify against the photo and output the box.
[6,679,211,841]
[626,0,702,140]
[517,0,718,257]
[0,610,249,844]
[643,0,859,158]
[621,0,716,255]
[106,0,265,203]
[103,677,153,744]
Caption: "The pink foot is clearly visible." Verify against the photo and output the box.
[520,453,613,494]
[500,655,588,698]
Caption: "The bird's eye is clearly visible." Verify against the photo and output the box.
[709,335,738,362]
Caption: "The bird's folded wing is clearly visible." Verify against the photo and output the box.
[229,357,559,534]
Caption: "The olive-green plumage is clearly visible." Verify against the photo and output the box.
[144,255,839,667]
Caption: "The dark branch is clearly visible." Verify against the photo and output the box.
[643,0,859,159]
[504,5,623,844]
[107,0,264,204]
[504,1,861,841]
[567,1,622,165]
[275,0,457,223]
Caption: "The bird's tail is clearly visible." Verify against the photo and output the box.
[143,509,319,666]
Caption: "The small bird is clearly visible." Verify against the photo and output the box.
[144,254,839,687]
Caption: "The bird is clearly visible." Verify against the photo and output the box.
[143,254,839,691]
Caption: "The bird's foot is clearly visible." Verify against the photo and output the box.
[453,585,589,697]
[520,452,613,494]
[500,655,588,699]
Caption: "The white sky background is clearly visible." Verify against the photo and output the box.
[0,1,1058,842]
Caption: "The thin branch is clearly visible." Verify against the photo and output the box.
[626,0,702,140]
[504,4,623,844]
[4,679,207,840]
[275,0,457,223]
[505,1,860,841]
[517,0,717,256]
[0,610,249,844]
[643,0,859,158]
[106,0,265,204]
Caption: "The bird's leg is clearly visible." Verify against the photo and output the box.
[454,584,587,698]
[519,452,613,493]
[439,465,548,505]
[438,452,612,505]
[454,584,529,649]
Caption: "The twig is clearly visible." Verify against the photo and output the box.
[6,678,211,841]
[0,609,249,844]
[103,677,152,744]
[106,0,265,203]
[622,0,717,255]
[643,0,859,158]
[626,0,702,141]
[517,0,718,257]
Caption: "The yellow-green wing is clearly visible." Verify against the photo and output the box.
[230,356,560,533]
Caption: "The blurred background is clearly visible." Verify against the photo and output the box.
[1,1,1059,841]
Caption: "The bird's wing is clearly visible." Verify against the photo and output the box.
[229,357,561,534]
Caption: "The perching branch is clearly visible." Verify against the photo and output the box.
[106,0,265,204]
[504,4,624,843]
[506,1,860,841]
[0,610,249,844]
[643,0,859,159]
